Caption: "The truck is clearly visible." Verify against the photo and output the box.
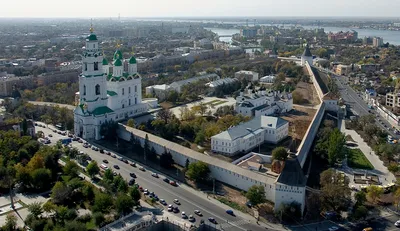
[60,138,72,145]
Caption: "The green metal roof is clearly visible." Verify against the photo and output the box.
[91,106,114,116]
[114,50,123,60]
[113,58,122,67]
[102,57,108,65]
[129,56,137,64]
[107,90,118,96]
[86,33,97,41]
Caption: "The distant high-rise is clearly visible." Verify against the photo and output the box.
[373,37,384,47]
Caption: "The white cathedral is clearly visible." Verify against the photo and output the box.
[74,27,156,140]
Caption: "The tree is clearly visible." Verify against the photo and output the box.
[394,188,400,211]
[31,168,51,190]
[129,186,141,205]
[127,119,135,128]
[82,184,95,202]
[63,161,80,178]
[86,161,100,179]
[192,103,208,116]
[160,148,174,168]
[185,159,190,169]
[186,161,210,183]
[51,182,72,204]
[93,193,113,213]
[4,213,17,231]
[327,128,346,165]
[157,108,173,123]
[353,205,368,220]
[64,220,87,231]
[115,194,134,215]
[166,91,179,103]
[367,185,384,204]
[319,169,351,213]
[292,91,306,104]
[28,202,43,218]
[355,191,367,206]
[316,48,329,58]
[93,212,105,227]
[272,147,288,161]
[246,185,266,206]
[103,169,114,182]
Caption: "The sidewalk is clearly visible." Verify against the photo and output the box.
[339,119,395,186]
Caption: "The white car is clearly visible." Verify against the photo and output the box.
[167,204,173,212]
[328,226,339,231]
[174,199,180,205]
[188,215,195,222]
[395,220,400,227]
[151,172,159,178]
[181,211,187,219]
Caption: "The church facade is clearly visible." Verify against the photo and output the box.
[74,27,151,140]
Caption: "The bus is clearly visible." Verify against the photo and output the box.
[100,164,108,171]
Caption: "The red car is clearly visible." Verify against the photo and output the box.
[170,181,177,186]
[139,186,144,192]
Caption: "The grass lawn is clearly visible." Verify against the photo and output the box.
[347,148,374,170]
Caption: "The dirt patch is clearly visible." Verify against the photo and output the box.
[293,81,320,106]
[282,106,317,140]
[159,101,173,109]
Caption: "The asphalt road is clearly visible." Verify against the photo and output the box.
[334,75,399,139]
[35,123,271,231]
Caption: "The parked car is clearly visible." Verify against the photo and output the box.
[106,151,111,155]
[128,179,135,186]
[188,215,195,222]
[139,166,145,171]
[208,217,217,224]
[226,210,234,216]
[99,149,104,153]
[173,207,179,213]
[194,210,202,216]
[395,220,400,227]
[111,154,116,158]
[160,199,167,205]
[130,162,136,167]
[181,212,187,219]
[163,178,170,183]
[173,199,180,205]
[151,173,159,178]
[113,165,120,169]
[103,159,108,164]
[168,204,173,212]
[170,181,177,186]
[130,173,136,178]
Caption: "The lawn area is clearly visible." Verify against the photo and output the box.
[347,148,374,170]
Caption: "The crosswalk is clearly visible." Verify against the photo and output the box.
[219,219,250,229]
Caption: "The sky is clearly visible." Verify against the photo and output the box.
[1,0,400,18]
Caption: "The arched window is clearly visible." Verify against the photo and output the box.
[83,85,86,95]
[122,88,125,95]
[84,63,87,71]
[95,84,100,95]
[129,87,131,94]
[94,62,98,71]
[135,97,137,104]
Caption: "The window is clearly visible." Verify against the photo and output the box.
[129,87,131,94]
[129,99,131,105]
[135,85,137,92]
[122,104,124,108]
[83,85,86,95]
[95,84,100,95]
[135,98,137,104]
[94,62,98,71]
[93,44,95,48]
[84,63,87,71]
[122,88,125,95]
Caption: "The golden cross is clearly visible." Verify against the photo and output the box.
[89,18,94,33]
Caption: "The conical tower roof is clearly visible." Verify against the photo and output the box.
[302,44,312,57]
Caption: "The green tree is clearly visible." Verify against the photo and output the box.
[367,185,384,204]
[246,185,266,206]
[129,186,141,205]
[31,168,51,190]
[353,205,368,220]
[272,147,289,161]
[355,191,367,206]
[186,161,210,183]
[115,194,134,215]
[51,182,72,205]
[4,213,17,231]
[319,169,351,212]
[316,48,329,58]
[63,161,80,178]
[192,103,208,116]
[127,119,135,128]
[82,184,95,202]
[159,148,174,168]
[28,202,43,218]
[86,160,100,178]
[327,128,346,165]
[93,193,113,213]
[103,168,114,182]
[166,91,179,103]
[64,220,87,231]
[93,212,105,227]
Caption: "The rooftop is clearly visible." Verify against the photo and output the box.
[170,73,219,87]
[302,44,312,57]
[212,116,288,141]
[91,106,114,116]
[276,157,306,187]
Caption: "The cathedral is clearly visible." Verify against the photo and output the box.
[74,26,153,140]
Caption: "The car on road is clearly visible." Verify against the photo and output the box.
[130,173,136,178]
[395,220,400,227]
[151,173,158,178]
[328,227,339,231]
[113,165,120,169]
[103,159,109,164]
[83,144,89,148]
[106,151,111,155]
[48,134,53,137]
[111,154,116,158]
[113,171,117,176]
[208,217,217,224]
[163,178,170,183]
[123,159,129,164]
[188,215,195,222]
[173,207,179,213]
[194,210,202,216]
[117,156,123,161]
[143,189,149,195]
[181,212,187,219]
[173,199,180,205]
[99,149,104,153]
[170,181,177,186]
[160,199,167,205]
[168,204,173,212]
[226,210,234,216]
[128,179,135,186]
[139,166,145,171]
[130,162,136,167]
[78,139,83,143]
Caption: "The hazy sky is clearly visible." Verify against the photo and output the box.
[2,0,400,18]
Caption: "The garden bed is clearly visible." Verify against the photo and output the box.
[347,148,374,170]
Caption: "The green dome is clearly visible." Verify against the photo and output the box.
[129,56,137,64]
[114,50,123,60]
[113,58,122,67]
[102,57,108,65]
[86,33,97,41]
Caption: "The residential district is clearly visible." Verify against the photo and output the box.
[1,17,400,231]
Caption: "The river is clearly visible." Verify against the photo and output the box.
[205,25,400,45]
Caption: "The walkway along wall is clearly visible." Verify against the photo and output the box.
[117,124,278,202]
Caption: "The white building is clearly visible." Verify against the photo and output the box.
[211,116,289,156]
[373,37,384,47]
[169,73,219,93]
[234,70,259,82]
[74,27,156,140]
[145,84,171,101]
[235,88,293,117]
[300,44,313,66]
[205,78,238,88]
[259,75,276,84]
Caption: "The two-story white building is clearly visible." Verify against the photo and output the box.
[235,87,293,117]
[211,116,289,156]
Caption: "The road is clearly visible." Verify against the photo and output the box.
[35,123,278,231]
[333,75,399,139]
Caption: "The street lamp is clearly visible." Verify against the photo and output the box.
[246,128,261,153]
